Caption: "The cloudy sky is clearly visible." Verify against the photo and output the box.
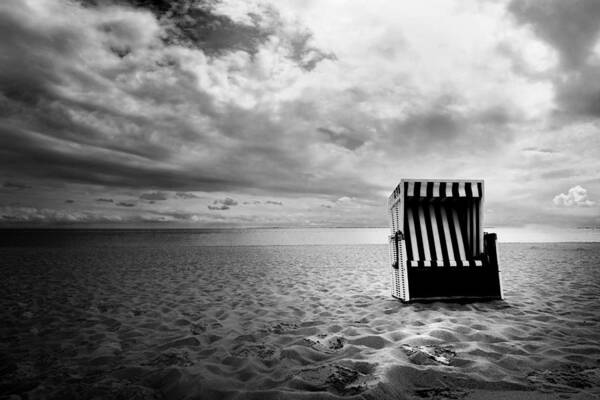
[1,0,599,238]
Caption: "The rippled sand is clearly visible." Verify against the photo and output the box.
[1,240,599,399]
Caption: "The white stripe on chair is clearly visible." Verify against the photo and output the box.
[452,208,467,261]
[445,183,453,197]
[440,206,455,261]
[407,207,419,262]
[433,182,440,197]
[471,182,479,197]
[458,182,466,197]
[407,181,415,197]
[418,205,431,261]
[429,203,443,263]
[420,183,427,197]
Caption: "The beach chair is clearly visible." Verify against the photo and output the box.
[388,179,503,302]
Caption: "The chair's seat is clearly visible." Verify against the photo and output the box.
[409,260,482,267]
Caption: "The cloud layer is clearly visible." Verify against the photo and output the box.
[0,0,599,232]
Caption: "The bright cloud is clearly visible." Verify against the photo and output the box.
[553,186,596,207]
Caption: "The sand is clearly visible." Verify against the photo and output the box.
[1,241,600,399]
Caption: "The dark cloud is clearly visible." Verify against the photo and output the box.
[96,198,114,203]
[539,168,581,180]
[65,199,75,203]
[2,182,31,190]
[80,0,271,56]
[0,204,233,226]
[0,1,364,201]
[317,127,365,151]
[213,197,238,206]
[509,0,600,70]
[265,200,283,206]
[287,29,337,71]
[0,206,121,225]
[554,65,600,117]
[523,147,556,154]
[116,201,136,207]
[509,0,600,119]
[397,111,462,140]
[79,0,335,70]
[207,204,229,211]
[384,103,514,154]
[140,191,168,201]
[175,192,200,199]
[207,197,238,211]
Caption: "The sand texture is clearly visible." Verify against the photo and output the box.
[1,239,600,399]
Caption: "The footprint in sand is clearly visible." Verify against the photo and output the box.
[231,343,280,360]
[265,321,300,334]
[145,349,194,367]
[414,387,467,399]
[527,364,600,393]
[401,344,456,366]
[293,363,377,396]
[304,334,346,353]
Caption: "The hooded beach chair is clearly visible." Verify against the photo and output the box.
[388,179,503,302]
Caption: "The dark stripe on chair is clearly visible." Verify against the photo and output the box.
[412,203,425,261]
[423,203,437,261]
[439,182,446,199]
[469,204,475,257]
[452,182,459,197]
[465,182,473,198]
[472,203,477,257]
[426,182,434,197]
[414,182,421,198]
[458,204,470,264]
[445,203,461,266]
[435,203,450,263]
[475,200,480,255]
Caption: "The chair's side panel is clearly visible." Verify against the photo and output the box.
[478,181,485,255]
[389,234,409,301]
[389,234,399,298]
[398,238,409,301]
[388,181,403,236]
[497,241,505,300]
[483,232,504,300]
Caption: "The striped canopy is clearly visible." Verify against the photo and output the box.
[390,180,482,204]
[390,180,484,268]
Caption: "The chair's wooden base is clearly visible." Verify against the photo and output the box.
[399,267,503,302]
[398,296,502,303]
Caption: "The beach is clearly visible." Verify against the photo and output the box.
[1,230,599,399]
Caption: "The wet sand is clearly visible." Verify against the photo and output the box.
[1,240,599,399]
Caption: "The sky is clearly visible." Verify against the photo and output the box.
[0,0,599,239]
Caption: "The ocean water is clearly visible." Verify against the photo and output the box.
[1,228,600,398]
[0,227,390,247]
